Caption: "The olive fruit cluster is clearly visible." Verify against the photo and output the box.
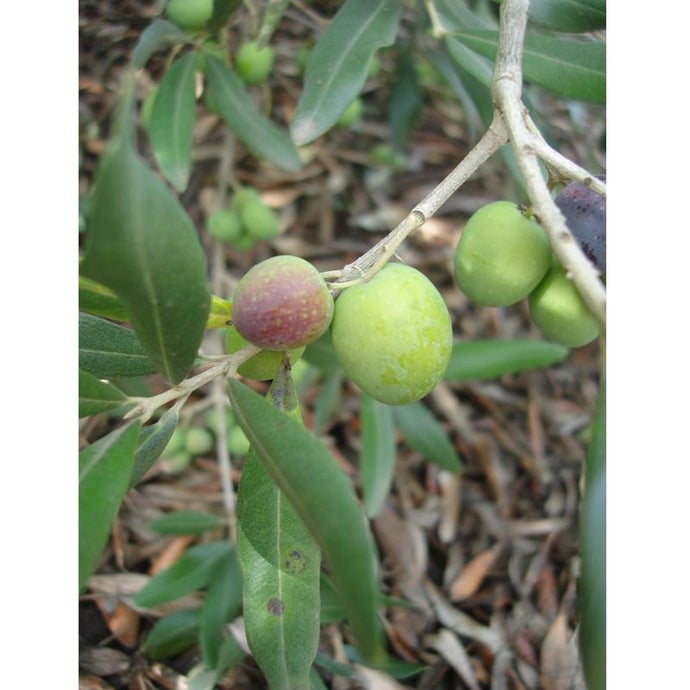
[206,186,279,251]
[454,200,600,348]
[228,256,451,404]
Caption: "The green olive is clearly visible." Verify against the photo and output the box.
[225,326,305,381]
[528,258,599,347]
[454,201,552,307]
[207,208,242,242]
[331,263,452,405]
[165,0,214,32]
[235,41,275,86]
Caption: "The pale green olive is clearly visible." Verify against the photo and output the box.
[331,263,452,405]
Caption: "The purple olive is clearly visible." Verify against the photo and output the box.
[232,255,334,351]
[555,175,606,274]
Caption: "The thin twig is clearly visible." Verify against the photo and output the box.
[326,115,509,290]
[490,0,606,328]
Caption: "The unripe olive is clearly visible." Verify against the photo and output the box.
[225,326,305,381]
[140,86,158,131]
[207,208,242,242]
[230,186,262,212]
[165,0,214,32]
[528,258,599,347]
[454,201,552,307]
[162,427,187,457]
[240,200,279,241]
[235,41,275,86]
[331,263,452,405]
[232,255,334,350]
[161,449,193,474]
[184,426,215,456]
[337,97,363,127]
[226,425,251,456]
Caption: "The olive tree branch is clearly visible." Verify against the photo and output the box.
[326,115,509,290]
[123,345,260,425]
[490,0,606,328]
[326,0,605,334]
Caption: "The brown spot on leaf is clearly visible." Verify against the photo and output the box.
[284,549,307,574]
[267,597,284,616]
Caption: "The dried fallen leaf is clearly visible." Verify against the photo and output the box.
[449,543,503,602]
[149,535,196,576]
[540,611,579,690]
[94,597,140,648]
[353,664,412,690]
[425,628,481,690]
[437,470,462,543]
[79,675,116,690]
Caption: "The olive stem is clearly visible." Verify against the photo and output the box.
[326,114,509,290]
[123,345,260,424]
[490,0,606,328]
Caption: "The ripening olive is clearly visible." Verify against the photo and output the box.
[331,263,452,405]
[555,176,606,274]
[232,255,334,350]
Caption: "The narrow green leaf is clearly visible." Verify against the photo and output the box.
[313,368,343,433]
[206,0,243,32]
[199,547,243,668]
[149,51,198,191]
[257,0,291,49]
[427,0,495,31]
[444,36,493,88]
[79,421,141,592]
[237,362,321,690]
[438,43,525,189]
[452,30,605,104]
[391,402,462,473]
[131,19,191,69]
[79,275,130,322]
[388,53,423,152]
[319,573,345,624]
[579,382,605,690]
[134,541,232,609]
[142,608,202,660]
[80,127,211,385]
[290,0,403,145]
[360,394,396,518]
[79,313,157,379]
[129,407,181,488]
[443,339,569,381]
[302,331,340,375]
[205,56,302,172]
[79,370,128,418]
[150,510,225,535]
[227,377,387,666]
[528,0,606,33]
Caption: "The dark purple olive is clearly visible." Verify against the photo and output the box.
[555,175,606,274]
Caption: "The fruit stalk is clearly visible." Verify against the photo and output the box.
[491,0,606,328]
[325,114,508,290]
